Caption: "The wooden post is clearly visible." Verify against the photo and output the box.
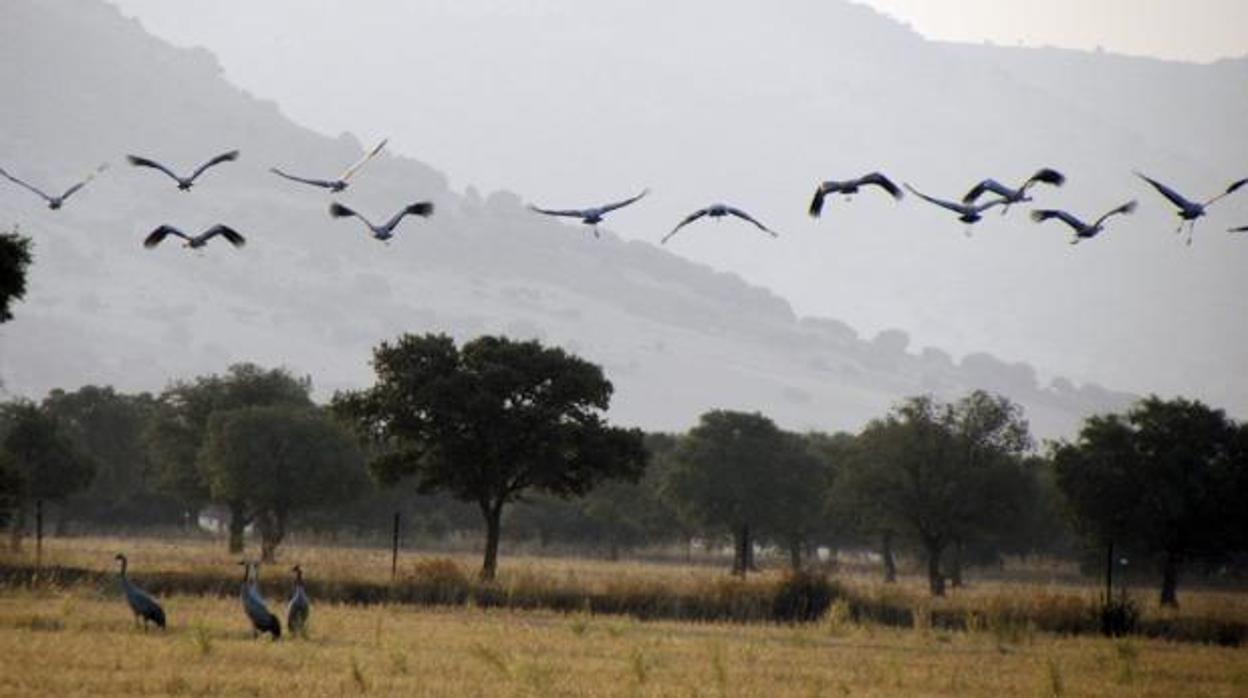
[34,499,43,569]
[391,512,401,581]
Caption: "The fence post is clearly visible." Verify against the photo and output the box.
[391,512,401,581]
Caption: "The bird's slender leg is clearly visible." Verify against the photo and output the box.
[963,225,974,239]
[1001,204,1011,216]
[592,226,600,239]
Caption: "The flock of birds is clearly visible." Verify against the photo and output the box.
[2,141,1247,248]
[115,553,307,640]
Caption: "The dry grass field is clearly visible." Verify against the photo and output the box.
[1,536,1246,696]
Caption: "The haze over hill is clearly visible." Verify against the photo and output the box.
[4,0,1244,437]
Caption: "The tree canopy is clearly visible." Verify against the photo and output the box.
[0,228,32,324]
[0,401,95,550]
[1054,396,1247,606]
[335,333,648,580]
[199,405,367,561]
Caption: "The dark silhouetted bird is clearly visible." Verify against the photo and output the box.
[287,565,310,639]
[1031,201,1136,244]
[1230,226,1248,233]
[239,561,281,640]
[962,168,1065,214]
[270,138,388,192]
[126,150,239,190]
[0,163,108,210]
[329,201,434,241]
[1136,172,1248,244]
[143,225,245,250]
[662,204,778,244]
[528,188,649,237]
[115,553,166,630]
[808,173,902,217]
[905,184,1008,233]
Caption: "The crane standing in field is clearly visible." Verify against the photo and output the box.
[270,138,388,192]
[0,163,108,210]
[807,172,903,218]
[1135,172,1248,245]
[115,553,166,630]
[961,168,1066,215]
[239,561,281,640]
[287,565,310,638]
[1030,201,1137,244]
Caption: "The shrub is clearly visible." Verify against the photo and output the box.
[772,571,840,622]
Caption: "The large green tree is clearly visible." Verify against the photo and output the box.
[0,228,32,324]
[1054,396,1246,606]
[843,392,1033,595]
[199,406,367,561]
[0,401,94,550]
[664,411,827,575]
[335,333,648,580]
[41,386,174,527]
[145,364,313,551]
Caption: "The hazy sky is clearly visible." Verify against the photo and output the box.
[861,0,1247,63]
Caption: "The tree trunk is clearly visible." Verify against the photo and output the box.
[732,525,751,576]
[949,538,964,589]
[1160,550,1181,608]
[882,530,897,584]
[480,502,503,582]
[744,524,757,572]
[8,498,26,552]
[788,538,803,571]
[925,539,946,596]
[227,501,247,555]
[259,508,286,563]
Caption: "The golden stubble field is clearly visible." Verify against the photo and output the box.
[1,536,1246,696]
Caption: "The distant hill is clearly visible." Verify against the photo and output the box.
[0,0,1159,437]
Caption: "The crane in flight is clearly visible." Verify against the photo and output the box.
[1136,172,1248,245]
[329,201,434,242]
[962,168,1066,214]
[126,150,239,190]
[808,173,902,218]
[528,188,648,238]
[1031,201,1137,245]
[0,163,108,210]
[662,203,778,245]
[270,138,388,192]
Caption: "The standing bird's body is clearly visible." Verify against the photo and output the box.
[904,184,1008,232]
[962,168,1066,214]
[329,201,434,242]
[126,150,239,190]
[1031,201,1137,244]
[528,188,649,237]
[808,173,902,218]
[239,561,281,640]
[0,163,108,210]
[115,553,166,630]
[287,565,310,639]
[662,203,778,244]
[143,224,245,250]
[1136,172,1248,245]
[271,138,388,193]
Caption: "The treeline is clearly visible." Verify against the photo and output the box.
[2,334,1247,606]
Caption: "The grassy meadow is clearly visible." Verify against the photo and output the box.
[1,536,1246,696]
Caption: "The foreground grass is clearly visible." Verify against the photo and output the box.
[1,588,1245,697]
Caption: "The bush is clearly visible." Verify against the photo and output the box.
[1099,594,1139,637]
[771,571,840,622]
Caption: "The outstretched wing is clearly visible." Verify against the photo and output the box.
[1205,177,1248,207]
[0,166,54,202]
[143,225,190,248]
[188,150,240,182]
[329,202,374,228]
[126,155,182,182]
[808,183,834,218]
[528,204,587,218]
[661,209,709,244]
[598,188,650,214]
[725,206,779,237]
[1135,172,1195,210]
[382,201,435,233]
[1229,226,1248,233]
[905,184,966,215]
[339,138,388,182]
[858,172,903,199]
[270,168,337,189]
[59,162,109,201]
[1030,209,1085,232]
[962,179,1014,204]
[1023,168,1066,190]
[1093,200,1136,228]
[198,224,246,247]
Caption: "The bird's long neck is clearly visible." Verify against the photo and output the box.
[117,557,127,578]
